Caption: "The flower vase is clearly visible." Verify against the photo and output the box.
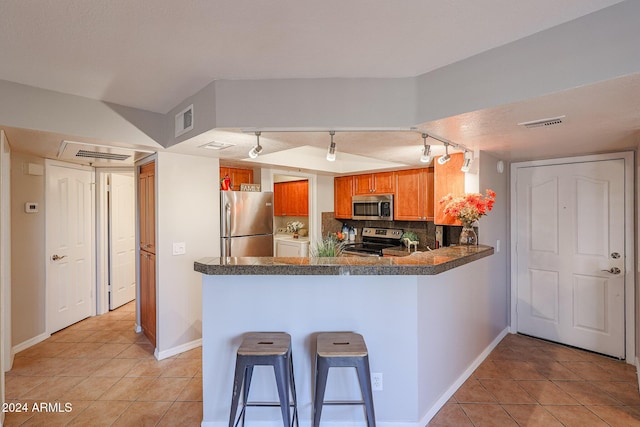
[293,232,299,239]
[459,223,477,246]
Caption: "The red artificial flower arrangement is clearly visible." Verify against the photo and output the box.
[440,189,496,226]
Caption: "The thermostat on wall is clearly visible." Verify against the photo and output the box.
[25,202,38,213]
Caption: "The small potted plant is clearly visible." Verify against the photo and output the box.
[310,234,344,257]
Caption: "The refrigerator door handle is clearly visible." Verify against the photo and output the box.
[223,237,231,258]
[224,202,231,239]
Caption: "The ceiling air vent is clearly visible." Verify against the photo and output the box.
[57,140,154,165]
[518,115,565,129]
[75,149,130,161]
[200,141,235,150]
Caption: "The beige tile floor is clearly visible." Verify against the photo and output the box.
[4,301,202,426]
[429,333,640,427]
[5,303,639,426]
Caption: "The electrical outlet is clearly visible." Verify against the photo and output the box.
[371,372,383,391]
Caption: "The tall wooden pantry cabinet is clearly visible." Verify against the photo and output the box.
[138,161,156,347]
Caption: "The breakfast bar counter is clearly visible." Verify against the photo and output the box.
[196,245,505,427]
[194,244,493,276]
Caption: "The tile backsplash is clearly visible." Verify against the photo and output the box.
[321,212,473,250]
[274,216,308,233]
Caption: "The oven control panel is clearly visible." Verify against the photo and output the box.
[361,227,404,239]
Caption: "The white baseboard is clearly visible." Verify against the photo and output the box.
[635,357,640,392]
[12,332,51,355]
[418,327,510,427]
[203,422,421,427]
[155,338,202,361]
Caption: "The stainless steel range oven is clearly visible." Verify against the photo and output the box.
[342,227,403,257]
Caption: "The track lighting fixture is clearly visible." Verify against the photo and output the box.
[326,131,336,161]
[248,131,262,159]
[420,133,432,163]
[437,142,451,165]
[461,150,473,172]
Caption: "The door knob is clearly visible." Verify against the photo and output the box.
[51,254,67,261]
[601,267,621,275]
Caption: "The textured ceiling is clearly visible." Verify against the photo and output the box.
[0,0,624,113]
[0,0,636,171]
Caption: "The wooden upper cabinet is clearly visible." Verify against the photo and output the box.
[274,180,308,216]
[353,172,395,195]
[139,161,156,254]
[394,168,434,221]
[334,176,353,219]
[220,166,254,191]
[274,182,284,216]
[291,180,309,216]
[434,152,465,225]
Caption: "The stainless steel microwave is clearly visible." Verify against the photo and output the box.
[352,194,393,221]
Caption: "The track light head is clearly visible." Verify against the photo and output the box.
[326,131,336,161]
[420,133,432,163]
[248,131,262,159]
[461,151,473,172]
[437,142,451,165]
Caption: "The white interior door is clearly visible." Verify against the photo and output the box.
[515,159,625,358]
[46,162,94,334]
[109,172,136,309]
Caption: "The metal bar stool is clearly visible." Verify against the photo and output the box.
[313,332,376,427]
[229,332,299,427]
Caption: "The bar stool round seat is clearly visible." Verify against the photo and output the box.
[313,332,376,427]
[229,332,298,427]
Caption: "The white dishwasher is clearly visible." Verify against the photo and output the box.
[274,235,309,257]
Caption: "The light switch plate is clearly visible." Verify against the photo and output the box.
[25,202,38,213]
[172,242,186,255]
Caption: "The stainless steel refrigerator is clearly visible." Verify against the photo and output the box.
[220,191,274,257]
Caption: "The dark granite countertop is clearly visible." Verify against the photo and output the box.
[382,245,415,257]
[194,245,493,276]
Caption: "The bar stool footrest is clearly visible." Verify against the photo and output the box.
[322,400,366,406]
[243,401,298,407]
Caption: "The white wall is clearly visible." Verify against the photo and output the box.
[0,130,10,422]
[155,152,219,359]
[212,78,418,130]
[10,152,46,348]
[477,151,510,326]
[415,0,640,123]
[316,174,334,239]
[0,79,165,148]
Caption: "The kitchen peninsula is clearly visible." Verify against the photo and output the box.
[195,246,504,427]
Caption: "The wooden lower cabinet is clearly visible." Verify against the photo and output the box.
[394,168,434,221]
[140,250,156,347]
